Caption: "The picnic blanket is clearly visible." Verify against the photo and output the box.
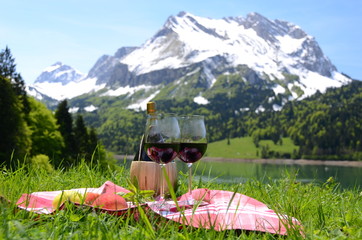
[16,181,302,235]
[158,188,301,235]
[16,181,131,214]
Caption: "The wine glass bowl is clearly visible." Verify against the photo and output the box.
[179,115,207,204]
[146,143,179,164]
[179,142,208,164]
[144,113,180,202]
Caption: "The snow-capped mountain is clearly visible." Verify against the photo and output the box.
[123,11,336,78]
[118,12,348,94]
[28,11,351,108]
[29,62,105,100]
[35,62,85,85]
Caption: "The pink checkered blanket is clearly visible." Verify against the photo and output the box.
[16,181,302,235]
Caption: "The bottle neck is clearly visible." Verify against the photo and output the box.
[147,102,156,115]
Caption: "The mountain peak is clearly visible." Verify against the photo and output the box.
[246,12,268,21]
[177,11,188,17]
[41,62,62,73]
[34,62,85,85]
[52,61,62,66]
[114,47,138,59]
[121,11,337,78]
[30,11,351,104]
[244,12,288,43]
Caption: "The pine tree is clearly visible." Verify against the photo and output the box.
[88,128,99,151]
[87,127,99,161]
[0,47,16,77]
[74,115,89,159]
[0,76,31,167]
[0,46,30,115]
[54,100,76,167]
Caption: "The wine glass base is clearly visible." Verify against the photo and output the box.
[148,200,173,216]
[148,198,209,215]
[178,198,209,207]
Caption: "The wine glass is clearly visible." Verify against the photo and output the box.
[144,113,180,203]
[179,115,207,205]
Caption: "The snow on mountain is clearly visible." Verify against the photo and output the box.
[127,89,160,110]
[101,84,156,97]
[28,62,99,100]
[34,62,85,85]
[121,11,310,76]
[31,77,106,101]
[28,11,352,104]
[193,95,209,105]
[120,11,350,97]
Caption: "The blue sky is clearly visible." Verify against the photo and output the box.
[1,0,361,83]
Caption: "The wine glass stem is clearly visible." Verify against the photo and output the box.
[188,163,193,195]
[159,164,165,201]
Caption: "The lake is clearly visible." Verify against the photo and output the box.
[122,157,362,189]
[177,158,362,190]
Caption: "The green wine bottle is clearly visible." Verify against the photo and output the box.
[133,102,156,161]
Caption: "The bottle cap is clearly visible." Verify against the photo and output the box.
[147,102,156,114]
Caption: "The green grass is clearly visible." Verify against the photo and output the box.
[206,137,299,159]
[1,161,362,239]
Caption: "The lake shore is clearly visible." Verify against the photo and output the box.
[116,155,362,167]
[202,157,362,167]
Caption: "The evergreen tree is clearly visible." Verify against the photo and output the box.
[0,46,30,115]
[0,47,16,78]
[54,100,106,167]
[74,115,104,163]
[54,100,76,167]
[74,115,89,159]
[0,76,31,167]
[88,128,99,155]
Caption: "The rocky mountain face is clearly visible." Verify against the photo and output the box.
[28,12,351,110]
[119,11,337,79]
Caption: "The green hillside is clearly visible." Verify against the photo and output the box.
[74,78,362,160]
[206,137,299,159]
[3,46,362,171]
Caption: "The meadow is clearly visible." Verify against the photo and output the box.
[206,137,299,159]
[1,159,361,240]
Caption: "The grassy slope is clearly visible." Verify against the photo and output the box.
[1,162,361,239]
[207,137,299,159]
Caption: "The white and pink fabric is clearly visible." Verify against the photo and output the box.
[16,181,302,235]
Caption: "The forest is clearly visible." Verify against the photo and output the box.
[0,47,111,170]
[79,73,362,161]
[1,46,362,171]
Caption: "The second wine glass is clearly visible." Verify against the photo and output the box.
[179,115,207,204]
